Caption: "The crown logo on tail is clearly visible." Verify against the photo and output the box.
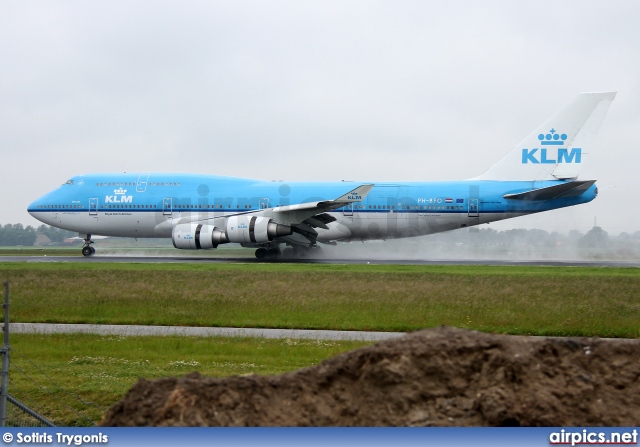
[538,129,567,146]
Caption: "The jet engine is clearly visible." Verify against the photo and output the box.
[172,216,292,250]
[225,215,292,243]
[172,223,229,249]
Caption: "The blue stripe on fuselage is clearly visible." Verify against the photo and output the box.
[27,174,597,216]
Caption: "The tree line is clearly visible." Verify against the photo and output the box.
[427,226,640,259]
[0,224,76,246]
[1,222,639,258]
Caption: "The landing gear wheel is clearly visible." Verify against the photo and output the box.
[255,248,268,259]
[255,247,281,260]
[81,234,95,257]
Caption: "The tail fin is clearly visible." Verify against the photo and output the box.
[474,92,616,181]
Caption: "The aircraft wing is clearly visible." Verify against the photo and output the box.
[184,184,373,247]
[260,184,374,226]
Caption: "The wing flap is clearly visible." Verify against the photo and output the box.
[303,213,337,230]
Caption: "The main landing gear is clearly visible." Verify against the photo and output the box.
[255,247,281,259]
[254,245,322,260]
[81,234,95,257]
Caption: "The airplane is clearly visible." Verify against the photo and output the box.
[28,92,616,259]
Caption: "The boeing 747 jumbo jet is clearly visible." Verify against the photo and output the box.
[28,92,615,259]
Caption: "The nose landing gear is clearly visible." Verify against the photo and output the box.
[81,234,95,257]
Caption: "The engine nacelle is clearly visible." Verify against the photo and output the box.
[225,216,292,243]
[172,223,229,250]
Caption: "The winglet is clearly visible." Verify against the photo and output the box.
[332,184,374,203]
[261,184,374,226]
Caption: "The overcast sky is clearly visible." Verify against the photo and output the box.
[1,1,639,235]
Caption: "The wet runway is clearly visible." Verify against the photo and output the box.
[11,323,636,342]
[1,254,640,267]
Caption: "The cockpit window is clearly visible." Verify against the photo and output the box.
[64,179,74,185]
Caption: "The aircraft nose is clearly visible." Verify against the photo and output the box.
[27,199,39,217]
[27,196,51,225]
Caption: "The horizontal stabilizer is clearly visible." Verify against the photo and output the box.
[503,180,596,201]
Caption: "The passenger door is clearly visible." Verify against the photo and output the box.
[89,198,98,216]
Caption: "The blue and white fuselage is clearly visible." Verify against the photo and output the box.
[28,175,598,239]
[27,92,615,258]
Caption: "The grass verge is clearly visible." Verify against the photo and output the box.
[1,262,639,337]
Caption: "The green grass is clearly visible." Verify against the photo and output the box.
[0,247,80,256]
[1,261,639,426]
[1,262,639,337]
[10,333,370,426]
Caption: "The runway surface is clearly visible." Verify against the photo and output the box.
[11,323,405,342]
[11,323,637,343]
[2,255,640,267]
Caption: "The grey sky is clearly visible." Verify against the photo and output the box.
[2,1,639,235]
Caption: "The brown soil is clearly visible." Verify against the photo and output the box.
[100,327,640,426]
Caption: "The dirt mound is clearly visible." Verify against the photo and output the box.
[100,327,640,426]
